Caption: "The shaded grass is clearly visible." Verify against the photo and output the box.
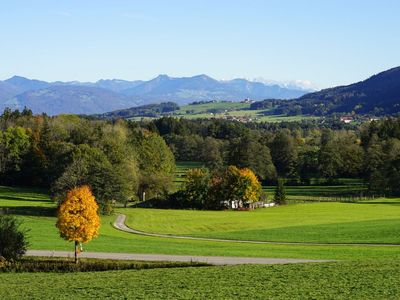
[0,186,52,208]
[0,261,399,299]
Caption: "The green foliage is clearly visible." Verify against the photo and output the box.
[0,257,204,273]
[207,166,261,209]
[99,102,180,119]
[227,133,277,180]
[0,111,175,205]
[133,130,175,200]
[270,129,298,178]
[274,178,287,205]
[0,215,28,261]
[183,168,210,208]
[0,126,30,174]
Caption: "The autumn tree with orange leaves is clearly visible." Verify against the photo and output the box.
[179,166,262,210]
[56,185,100,263]
[218,166,261,208]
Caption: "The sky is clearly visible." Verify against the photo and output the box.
[1,0,399,89]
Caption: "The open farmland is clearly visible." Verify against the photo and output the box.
[1,185,400,299]
[1,186,399,261]
[121,200,400,244]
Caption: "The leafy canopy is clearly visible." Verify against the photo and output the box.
[56,186,100,243]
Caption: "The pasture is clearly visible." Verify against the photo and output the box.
[129,101,319,122]
[122,201,400,244]
[0,261,399,299]
[1,186,400,261]
[1,185,400,298]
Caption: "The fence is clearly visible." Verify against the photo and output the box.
[288,193,386,204]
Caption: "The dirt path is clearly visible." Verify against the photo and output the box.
[25,250,331,265]
[113,214,400,247]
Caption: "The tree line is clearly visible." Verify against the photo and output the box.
[147,117,400,195]
[0,108,175,212]
[1,108,399,211]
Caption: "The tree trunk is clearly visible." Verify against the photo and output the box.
[74,241,78,264]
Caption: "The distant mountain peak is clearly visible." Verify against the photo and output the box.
[154,74,171,80]
[0,73,311,115]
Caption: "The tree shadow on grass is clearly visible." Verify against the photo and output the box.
[0,206,56,217]
[0,195,52,202]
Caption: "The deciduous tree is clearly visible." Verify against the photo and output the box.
[56,186,100,263]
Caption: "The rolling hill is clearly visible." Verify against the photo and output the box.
[272,66,400,115]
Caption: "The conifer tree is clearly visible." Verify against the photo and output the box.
[274,178,287,205]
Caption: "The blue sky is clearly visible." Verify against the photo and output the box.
[1,0,399,88]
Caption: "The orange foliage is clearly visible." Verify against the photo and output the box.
[238,167,261,203]
[56,185,100,243]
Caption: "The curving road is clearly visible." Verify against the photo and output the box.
[113,214,400,248]
[25,214,398,265]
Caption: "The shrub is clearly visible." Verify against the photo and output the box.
[0,215,29,261]
[0,257,209,273]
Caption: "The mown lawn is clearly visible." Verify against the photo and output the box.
[2,186,400,261]
[121,200,400,244]
[0,261,399,299]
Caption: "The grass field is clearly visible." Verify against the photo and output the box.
[0,261,399,299]
[129,101,319,123]
[122,201,400,244]
[1,185,400,299]
[1,186,400,261]
[179,101,249,114]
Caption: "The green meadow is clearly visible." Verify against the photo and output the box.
[1,261,399,299]
[1,185,400,298]
[1,186,400,261]
[129,101,319,122]
[121,201,400,244]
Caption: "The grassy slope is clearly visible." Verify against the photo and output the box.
[1,186,400,261]
[130,102,319,122]
[1,261,399,299]
[179,102,249,114]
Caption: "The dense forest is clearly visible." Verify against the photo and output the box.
[0,108,175,212]
[0,108,399,212]
[147,116,400,195]
[97,102,179,119]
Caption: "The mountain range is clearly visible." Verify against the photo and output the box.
[1,66,399,116]
[0,75,309,115]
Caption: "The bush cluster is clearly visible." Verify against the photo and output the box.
[0,258,208,273]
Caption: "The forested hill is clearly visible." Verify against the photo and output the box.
[97,102,180,119]
[272,67,400,116]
